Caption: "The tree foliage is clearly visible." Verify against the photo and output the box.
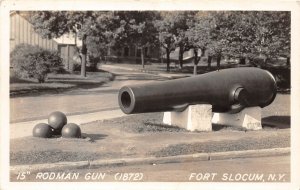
[115,11,159,68]
[27,10,291,73]
[30,11,122,76]
[186,12,215,74]
[172,11,196,69]
[154,11,181,71]
[251,11,290,64]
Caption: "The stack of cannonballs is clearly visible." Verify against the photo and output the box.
[32,111,81,138]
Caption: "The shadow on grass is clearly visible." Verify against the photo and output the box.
[122,121,188,133]
[10,72,114,97]
[212,124,247,131]
[51,81,107,89]
[82,133,108,142]
[169,64,238,74]
[10,77,36,84]
[114,74,167,82]
[262,116,290,129]
[144,122,187,131]
[212,116,290,131]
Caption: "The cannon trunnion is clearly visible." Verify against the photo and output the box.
[118,67,277,114]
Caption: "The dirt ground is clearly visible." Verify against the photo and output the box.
[10,112,290,165]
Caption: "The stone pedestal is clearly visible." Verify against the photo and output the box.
[212,106,262,130]
[163,105,262,131]
[163,104,212,131]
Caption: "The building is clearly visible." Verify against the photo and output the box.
[10,11,78,70]
[10,11,194,67]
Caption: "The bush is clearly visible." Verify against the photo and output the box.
[10,44,64,83]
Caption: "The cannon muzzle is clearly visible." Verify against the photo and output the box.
[118,67,277,114]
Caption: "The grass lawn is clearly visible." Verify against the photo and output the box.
[106,58,233,74]
[10,113,290,165]
[10,69,113,96]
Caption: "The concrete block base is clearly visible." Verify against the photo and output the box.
[212,106,262,130]
[163,105,262,131]
[163,104,212,131]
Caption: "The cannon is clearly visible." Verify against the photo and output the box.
[118,67,277,114]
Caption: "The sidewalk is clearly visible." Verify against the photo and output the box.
[10,148,290,173]
[10,109,125,139]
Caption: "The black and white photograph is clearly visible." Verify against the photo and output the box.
[0,0,299,190]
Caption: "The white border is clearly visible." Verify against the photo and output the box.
[1,0,300,190]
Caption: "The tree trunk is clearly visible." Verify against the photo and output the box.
[179,46,184,69]
[217,56,221,70]
[207,56,212,70]
[141,47,145,69]
[70,32,77,74]
[193,64,197,75]
[239,57,246,65]
[193,49,199,75]
[160,48,164,64]
[201,47,206,57]
[81,54,86,77]
[166,48,170,72]
[81,35,87,77]
[69,62,75,74]
[263,57,268,67]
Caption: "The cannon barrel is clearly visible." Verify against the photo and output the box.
[118,67,277,114]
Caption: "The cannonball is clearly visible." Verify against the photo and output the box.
[61,123,81,138]
[32,123,52,138]
[48,111,67,131]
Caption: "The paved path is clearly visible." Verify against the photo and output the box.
[10,66,167,123]
[10,109,126,139]
[10,66,168,139]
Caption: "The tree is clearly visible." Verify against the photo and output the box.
[83,12,127,68]
[251,11,290,66]
[116,11,159,69]
[30,11,85,76]
[186,12,214,74]
[30,11,119,77]
[154,12,179,72]
[176,32,190,69]
[206,11,240,70]
[172,12,196,69]
[219,11,257,65]
[208,11,291,67]
[206,12,226,70]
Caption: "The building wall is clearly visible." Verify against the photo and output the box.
[58,44,77,70]
[10,13,58,52]
[10,12,161,66]
[10,13,78,70]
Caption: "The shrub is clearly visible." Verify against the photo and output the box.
[10,44,63,83]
